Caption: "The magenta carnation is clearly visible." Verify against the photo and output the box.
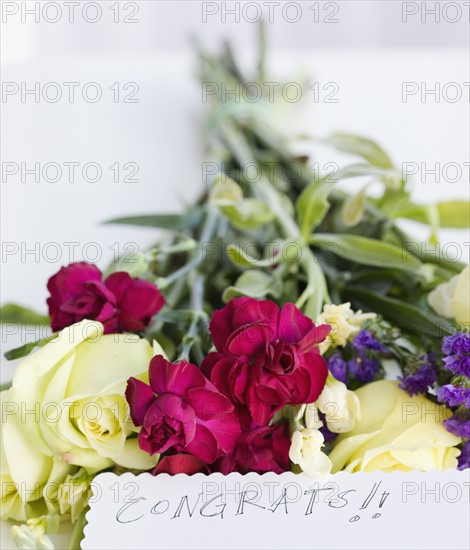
[202,297,331,425]
[126,356,240,464]
[215,413,291,475]
[152,454,209,476]
[47,261,165,333]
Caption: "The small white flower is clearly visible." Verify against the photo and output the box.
[317,302,376,353]
[315,377,362,433]
[289,428,332,479]
[304,403,323,430]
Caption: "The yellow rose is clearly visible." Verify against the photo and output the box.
[329,380,461,473]
[1,389,74,522]
[428,265,470,326]
[4,320,158,489]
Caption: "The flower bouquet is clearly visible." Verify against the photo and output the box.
[1,28,469,549]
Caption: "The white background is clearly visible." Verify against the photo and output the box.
[0,1,469,548]
[1,1,469,370]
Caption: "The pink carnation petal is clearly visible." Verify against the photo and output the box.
[232,297,279,331]
[204,410,241,456]
[149,356,205,396]
[227,323,274,355]
[278,302,314,343]
[230,360,252,403]
[247,399,273,426]
[184,424,219,464]
[47,262,102,301]
[208,298,251,353]
[106,273,165,332]
[290,357,328,403]
[297,323,332,353]
[103,272,132,300]
[144,395,196,450]
[255,376,291,404]
[202,354,235,401]
[47,262,103,331]
[185,387,233,421]
[152,454,208,476]
[85,280,117,303]
[125,377,156,426]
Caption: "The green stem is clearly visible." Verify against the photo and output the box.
[178,273,206,363]
[161,207,220,288]
[68,507,88,550]
[220,122,329,318]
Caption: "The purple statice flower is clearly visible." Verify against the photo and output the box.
[443,354,470,378]
[328,353,348,383]
[443,416,470,438]
[457,440,470,471]
[442,333,470,356]
[348,356,380,383]
[397,363,437,396]
[352,330,387,353]
[436,385,470,408]
[318,411,338,443]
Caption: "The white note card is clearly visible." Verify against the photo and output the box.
[83,470,470,550]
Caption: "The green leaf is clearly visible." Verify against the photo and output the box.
[324,133,394,169]
[4,335,55,361]
[396,201,470,228]
[297,164,398,236]
[345,287,454,341]
[221,198,274,230]
[226,242,282,268]
[341,188,367,227]
[209,176,243,206]
[437,201,470,228]
[153,309,200,324]
[0,381,12,392]
[310,233,423,273]
[223,270,282,302]
[0,304,49,325]
[104,209,203,231]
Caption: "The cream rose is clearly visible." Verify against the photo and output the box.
[329,380,462,473]
[3,320,158,499]
[1,389,74,522]
[428,265,470,326]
